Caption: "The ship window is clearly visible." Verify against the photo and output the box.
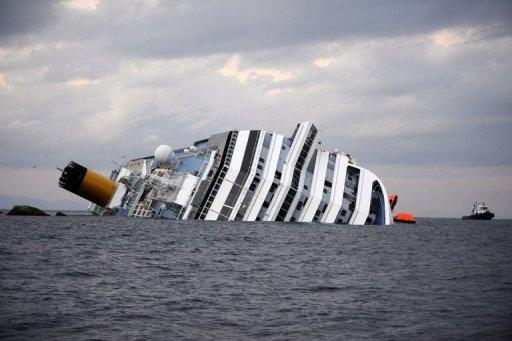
[249,184,257,191]
[259,157,265,162]
[296,201,303,211]
[257,165,263,170]
[324,180,332,188]
[262,201,270,208]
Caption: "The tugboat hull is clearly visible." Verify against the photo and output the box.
[462,212,494,220]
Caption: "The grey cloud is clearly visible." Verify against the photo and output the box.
[104,0,512,58]
[3,1,512,57]
[0,0,58,41]
[0,1,511,215]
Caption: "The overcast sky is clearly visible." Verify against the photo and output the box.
[1,0,511,217]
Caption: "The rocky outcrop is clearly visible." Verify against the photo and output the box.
[6,205,50,216]
[55,211,66,216]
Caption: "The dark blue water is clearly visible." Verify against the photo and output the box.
[1,216,511,340]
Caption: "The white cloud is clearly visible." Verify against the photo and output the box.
[66,77,99,88]
[218,55,298,85]
[0,74,13,92]
[313,57,334,68]
[266,88,293,96]
[62,0,100,11]
[431,27,480,48]
[217,55,239,77]
[83,107,126,143]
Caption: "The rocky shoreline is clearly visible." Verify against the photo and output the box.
[3,205,72,217]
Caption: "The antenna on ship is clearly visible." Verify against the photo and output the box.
[317,124,326,137]
[112,154,126,168]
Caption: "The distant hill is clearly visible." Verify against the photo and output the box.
[0,195,88,211]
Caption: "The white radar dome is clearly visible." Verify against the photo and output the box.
[154,145,175,164]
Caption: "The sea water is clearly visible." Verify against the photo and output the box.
[1,216,511,339]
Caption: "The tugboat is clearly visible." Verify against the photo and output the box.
[462,201,494,220]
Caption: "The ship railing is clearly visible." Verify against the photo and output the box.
[126,180,146,217]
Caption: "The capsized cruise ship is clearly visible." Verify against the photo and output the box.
[59,122,392,225]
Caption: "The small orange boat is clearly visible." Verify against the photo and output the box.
[393,211,416,224]
[388,194,416,223]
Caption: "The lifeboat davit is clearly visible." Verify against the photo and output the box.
[388,194,398,211]
[393,212,416,224]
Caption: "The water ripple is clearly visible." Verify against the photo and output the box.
[0,216,511,339]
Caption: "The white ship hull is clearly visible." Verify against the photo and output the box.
[59,122,392,225]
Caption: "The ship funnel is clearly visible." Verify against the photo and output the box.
[58,161,117,207]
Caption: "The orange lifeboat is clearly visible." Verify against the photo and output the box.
[393,212,416,224]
